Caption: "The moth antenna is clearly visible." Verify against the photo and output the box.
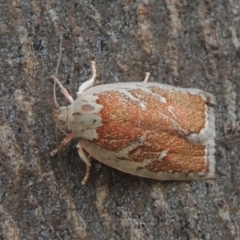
[53,33,63,109]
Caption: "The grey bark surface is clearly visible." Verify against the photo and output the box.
[0,1,239,240]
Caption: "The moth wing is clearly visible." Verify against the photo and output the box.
[80,126,215,181]
[78,83,216,180]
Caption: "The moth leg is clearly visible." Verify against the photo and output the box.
[143,72,150,82]
[77,142,92,185]
[50,132,75,156]
[77,61,97,96]
[50,75,74,104]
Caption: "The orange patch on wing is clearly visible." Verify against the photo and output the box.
[93,88,208,174]
[130,87,207,133]
[144,153,206,174]
[128,130,206,173]
[93,122,143,151]
[95,88,207,137]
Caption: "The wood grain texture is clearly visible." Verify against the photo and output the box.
[0,0,239,239]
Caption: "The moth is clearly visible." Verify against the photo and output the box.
[50,61,216,184]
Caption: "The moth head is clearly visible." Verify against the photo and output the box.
[54,107,69,127]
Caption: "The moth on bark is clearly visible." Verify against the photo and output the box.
[50,61,215,184]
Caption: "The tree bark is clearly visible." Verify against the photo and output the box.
[0,0,239,239]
